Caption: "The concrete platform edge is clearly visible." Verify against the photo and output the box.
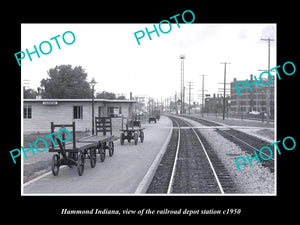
[134,123,173,194]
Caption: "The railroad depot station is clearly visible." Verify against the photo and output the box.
[22,81,275,195]
[22,83,275,194]
[23,98,136,134]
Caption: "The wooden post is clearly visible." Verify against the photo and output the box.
[121,114,124,130]
[50,122,54,148]
[72,122,76,149]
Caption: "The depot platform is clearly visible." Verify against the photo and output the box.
[23,116,172,195]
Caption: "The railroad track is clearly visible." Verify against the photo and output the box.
[147,115,238,194]
[182,115,275,173]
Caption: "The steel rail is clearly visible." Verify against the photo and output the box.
[167,118,181,194]
[167,116,225,194]
[217,129,274,161]
[188,123,225,194]
[182,115,274,161]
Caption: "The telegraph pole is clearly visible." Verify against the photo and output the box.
[220,62,231,120]
[179,55,185,114]
[187,81,193,115]
[261,37,274,125]
[175,91,178,115]
[23,79,30,89]
[198,75,208,117]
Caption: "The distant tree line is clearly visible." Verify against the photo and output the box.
[95,91,126,100]
[23,64,126,100]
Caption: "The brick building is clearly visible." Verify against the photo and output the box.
[230,75,275,117]
[204,94,230,114]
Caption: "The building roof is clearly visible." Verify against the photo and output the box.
[24,99,137,103]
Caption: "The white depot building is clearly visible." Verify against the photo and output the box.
[23,98,136,134]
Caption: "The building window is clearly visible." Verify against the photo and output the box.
[108,107,121,117]
[73,106,83,119]
[240,107,246,112]
[24,105,32,119]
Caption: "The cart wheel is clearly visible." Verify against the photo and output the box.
[120,133,124,145]
[134,133,138,145]
[90,148,96,168]
[109,141,114,157]
[140,131,144,143]
[100,148,106,162]
[51,154,60,176]
[77,152,85,176]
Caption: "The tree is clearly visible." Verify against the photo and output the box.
[23,88,38,99]
[116,95,126,100]
[95,91,116,100]
[40,65,92,99]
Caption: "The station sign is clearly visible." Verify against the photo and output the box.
[42,101,58,105]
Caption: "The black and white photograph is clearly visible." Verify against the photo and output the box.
[5,4,298,221]
[20,23,277,195]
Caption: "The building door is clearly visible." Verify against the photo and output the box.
[98,106,103,117]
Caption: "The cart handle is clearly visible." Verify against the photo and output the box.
[56,138,76,167]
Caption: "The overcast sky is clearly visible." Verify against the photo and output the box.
[21,23,276,102]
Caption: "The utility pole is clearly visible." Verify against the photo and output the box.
[187,81,193,115]
[175,92,178,115]
[90,78,97,135]
[220,62,231,120]
[261,37,274,125]
[218,83,230,118]
[23,79,30,89]
[179,55,185,114]
[198,75,208,117]
[183,86,186,113]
